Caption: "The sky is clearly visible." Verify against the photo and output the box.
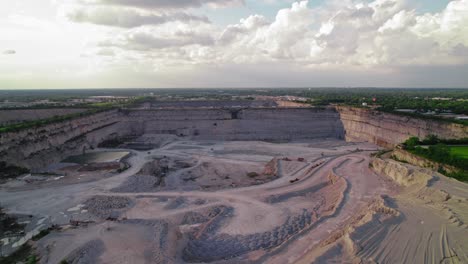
[0,0,467,89]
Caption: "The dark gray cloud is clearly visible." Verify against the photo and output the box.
[2,50,16,55]
[67,7,210,27]
[80,0,244,9]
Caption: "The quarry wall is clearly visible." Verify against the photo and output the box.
[121,108,345,141]
[0,110,123,169]
[337,106,468,148]
[1,105,466,170]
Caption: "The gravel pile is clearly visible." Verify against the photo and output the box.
[84,196,132,219]
[111,175,159,193]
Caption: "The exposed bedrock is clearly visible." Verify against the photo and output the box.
[0,110,129,170]
[337,106,467,148]
[0,107,345,170]
[121,108,345,141]
[1,106,466,170]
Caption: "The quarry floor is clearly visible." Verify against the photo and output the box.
[1,137,468,263]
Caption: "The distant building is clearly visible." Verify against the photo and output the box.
[431,97,452,101]
[395,109,417,113]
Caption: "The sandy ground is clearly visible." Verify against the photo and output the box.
[1,138,467,263]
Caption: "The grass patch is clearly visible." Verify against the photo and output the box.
[403,136,468,170]
[449,146,468,160]
[402,136,468,182]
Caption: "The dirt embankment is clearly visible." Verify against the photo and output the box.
[371,158,433,186]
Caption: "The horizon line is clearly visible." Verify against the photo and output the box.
[1,87,468,90]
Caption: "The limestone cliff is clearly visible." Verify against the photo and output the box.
[0,110,125,170]
[337,106,467,148]
[0,108,344,170]
[122,108,345,141]
[1,106,466,171]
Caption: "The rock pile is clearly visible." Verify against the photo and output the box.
[84,196,131,219]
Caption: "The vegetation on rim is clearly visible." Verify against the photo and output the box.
[402,135,468,182]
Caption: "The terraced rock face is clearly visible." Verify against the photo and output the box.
[337,106,468,147]
[1,105,466,171]
[0,110,124,170]
[0,107,344,171]
[121,108,345,141]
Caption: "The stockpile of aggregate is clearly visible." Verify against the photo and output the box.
[84,196,132,219]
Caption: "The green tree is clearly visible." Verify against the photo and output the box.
[422,134,439,145]
[428,144,450,161]
[404,137,420,150]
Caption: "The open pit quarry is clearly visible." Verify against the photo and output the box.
[0,103,467,264]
